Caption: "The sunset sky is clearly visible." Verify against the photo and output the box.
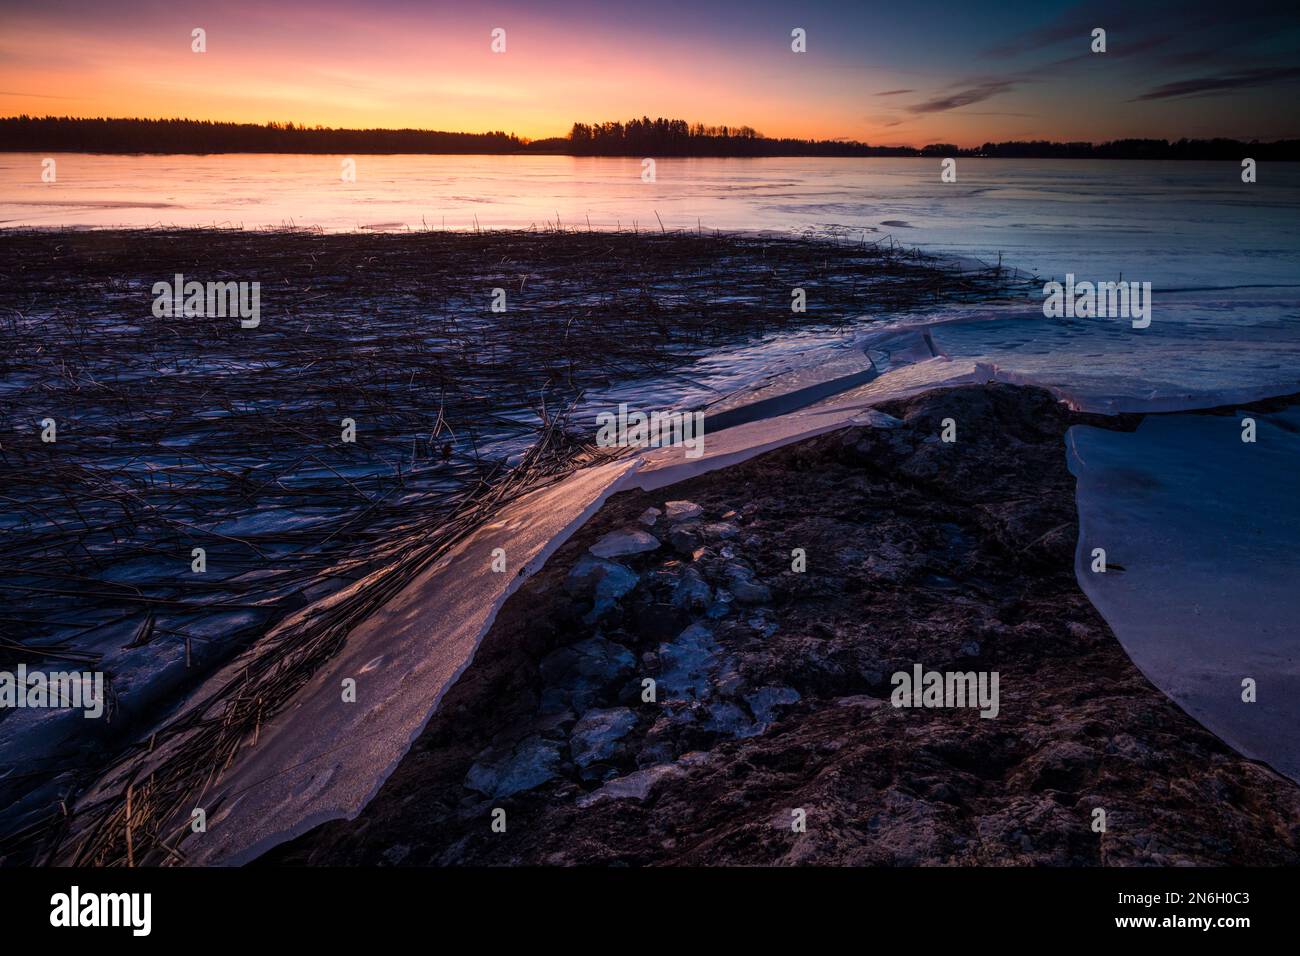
[2,0,1298,146]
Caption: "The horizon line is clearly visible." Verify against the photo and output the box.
[4,114,1299,154]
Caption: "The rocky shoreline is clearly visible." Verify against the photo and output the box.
[263,384,1300,866]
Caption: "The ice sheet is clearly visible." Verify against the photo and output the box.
[883,289,1300,414]
[90,456,641,865]
[1068,409,1300,783]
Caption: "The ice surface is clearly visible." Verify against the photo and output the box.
[1068,409,1300,783]
[6,157,1297,294]
[80,456,641,865]
[870,290,1300,414]
[634,353,992,489]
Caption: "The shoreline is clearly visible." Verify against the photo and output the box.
[3,227,1296,867]
[264,383,1300,866]
[0,227,1017,866]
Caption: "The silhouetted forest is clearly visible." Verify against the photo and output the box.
[0,116,522,153]
[2,115,1297,160]
[567,118,913,156]
[973,138,1300,160]
[568,119,1299,159]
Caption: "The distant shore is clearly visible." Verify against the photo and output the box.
[4,116,1298,160]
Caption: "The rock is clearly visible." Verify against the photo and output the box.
[668,524,703,556]
[725,562,772,605]
[539,637,635,713]
[1022,741,1100,792]
[570,707,638,767]
[564,555,639,602]
[576,762,685,807]
[855,409,904,429]
[835,694,885,709]
[746,685,801,726]
[533,709,576,739]
[381,844,412,865]
[703,521,739,540]
[637,507,662,527]
[589,527,660,559]
[714,664,746,698]
[705,590,734,619]
[636,713,686,766]
[703,700,759,738]
[959,640,981,657]
[859,668,885,686]
[577,752,711,806]
[670,566,712,611]
[664,500,703,521]
[465,736,562,799]
[658,623,721,700]
[565,555,641,622]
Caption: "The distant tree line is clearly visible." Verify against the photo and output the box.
[972,138,1300,160]
[567,117,914,156]
[2,115,1297,160]
[566,119,1300,159]
[0,116,522,153]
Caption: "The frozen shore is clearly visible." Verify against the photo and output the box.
[267,383,1300,866]
[6,227,1298,867]
[0,227,1016,864]
[246,303,1300,865]
[175,355,1300,864]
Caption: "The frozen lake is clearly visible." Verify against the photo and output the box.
[4,153,1299,290]
[7,153,1299,413]
[7,153,1298,412]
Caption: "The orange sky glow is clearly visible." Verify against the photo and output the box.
[2,0,1297,147]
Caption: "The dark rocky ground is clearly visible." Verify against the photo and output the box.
[262,384,1300,866]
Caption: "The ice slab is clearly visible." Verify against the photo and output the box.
[124,351,985,864]
[900,289,1300,414]
[1068,408,1300,783]
[634,354,990,489]
[68,456,641,866]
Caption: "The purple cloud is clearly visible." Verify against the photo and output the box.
[908,81,1015,114]
[1134,65,1300,100]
